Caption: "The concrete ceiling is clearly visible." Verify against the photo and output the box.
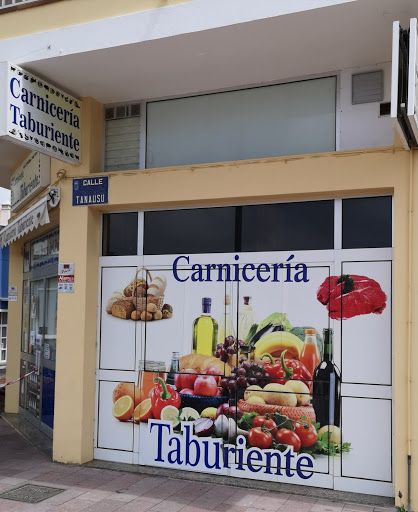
[20,0,418,103]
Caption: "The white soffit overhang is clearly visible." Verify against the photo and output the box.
[0,0,357,65]
[0,189,59,248]
[1,0,416,105]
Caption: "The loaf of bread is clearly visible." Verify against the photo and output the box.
[147,275,167,298]
[105,290,125,314]
[179,354,231,376]
[111,300,135,319]
[124,278,147,298]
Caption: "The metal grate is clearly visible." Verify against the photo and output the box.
[104,103,141,172]
[105,103,141,120]
[0,0,61,8]
[1,0,35,8]
[0,484,64,503]
[352,70,383,105]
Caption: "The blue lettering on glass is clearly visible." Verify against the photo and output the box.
[149,422,170,462]
[172,256,189,282]
[296,455,314,479]
[148,420,314,480]
[172,255,309,283]
[184,423,200,467]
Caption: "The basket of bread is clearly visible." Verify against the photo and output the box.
[106,268,173,322]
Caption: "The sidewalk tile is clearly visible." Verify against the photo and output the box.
[224,491,265,507]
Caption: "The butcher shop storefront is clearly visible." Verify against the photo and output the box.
[95,195,393,497]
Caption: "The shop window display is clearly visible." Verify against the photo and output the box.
[95,198,393,496]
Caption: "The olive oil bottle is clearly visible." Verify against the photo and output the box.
[193,298,218,356]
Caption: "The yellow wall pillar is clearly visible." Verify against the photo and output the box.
[4,240,24,413]
[406,149,418,510]
[52,202,100,463]
[52,97,103,463]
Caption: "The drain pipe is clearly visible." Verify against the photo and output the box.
[407,149,414,512]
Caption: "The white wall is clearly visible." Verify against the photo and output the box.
[339,62,394,151]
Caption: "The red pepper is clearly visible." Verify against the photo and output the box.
[150,377,181,419]
[261,350,312,386]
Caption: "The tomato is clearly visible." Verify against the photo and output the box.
[275,428,301,452]
[251,415,278,436]
[248,427,273,449]
[294,421,318,447]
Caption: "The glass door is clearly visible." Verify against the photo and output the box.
[20,276,57,437]
[41,277,58,432]
[26,279,45,422]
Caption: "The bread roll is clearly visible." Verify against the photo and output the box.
[179,354,231,376]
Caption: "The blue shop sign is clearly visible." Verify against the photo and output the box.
[72,177,108,206]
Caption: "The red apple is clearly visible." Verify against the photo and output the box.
[194,375,218,397]
[180,388,194,395]
[203,365,222,376]
[203,366,221,385]
[174,369,197,391]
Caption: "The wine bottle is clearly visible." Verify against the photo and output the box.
[312,328,341,428]
[193,298,218,356]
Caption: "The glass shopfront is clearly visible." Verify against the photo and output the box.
[95,197,394,498]
[19,227,59,437]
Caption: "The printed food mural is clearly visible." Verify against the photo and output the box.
[97,257,392,491]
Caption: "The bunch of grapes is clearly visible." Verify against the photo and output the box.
[214,336,244,363]
[220,357,270,393]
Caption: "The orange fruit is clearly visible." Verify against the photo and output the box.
[134,398,153,423]
[112,395,134,421]
[112,382,142,407]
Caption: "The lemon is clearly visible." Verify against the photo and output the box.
[179,407,200,421]
[160,405,180,427]
[200,407,218,419]
[246,396,266,405]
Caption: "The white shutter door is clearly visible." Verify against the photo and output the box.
[105,117,140,172]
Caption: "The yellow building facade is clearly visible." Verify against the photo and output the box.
[1,0,418,509]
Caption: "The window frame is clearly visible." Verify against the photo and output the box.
[100,194,394,258]
[102,71,342,172]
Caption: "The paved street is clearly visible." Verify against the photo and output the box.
[0,418,394,512]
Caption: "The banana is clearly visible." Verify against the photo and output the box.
[254,331,303,359]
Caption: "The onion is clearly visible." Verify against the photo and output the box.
[216,403,229,418]
[225,406,243,420]
[194,418,214,437]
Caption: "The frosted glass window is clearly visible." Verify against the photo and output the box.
[146,77,336,168]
